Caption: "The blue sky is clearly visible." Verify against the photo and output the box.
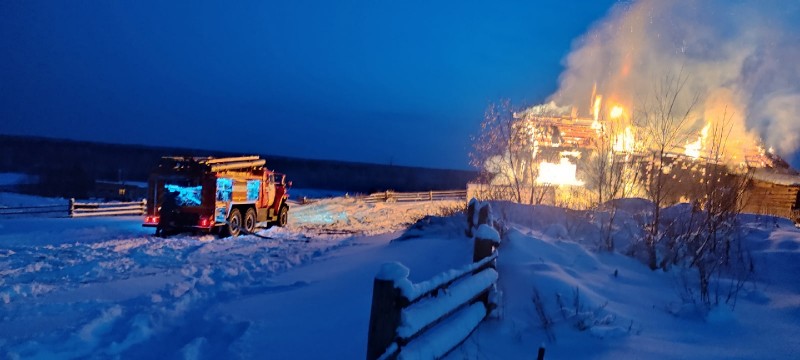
[1,1,617,169]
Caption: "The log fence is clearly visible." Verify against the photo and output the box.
[366,199,500,360]
[361,190,467,204]
[0,199,147,218]
[68,198,147,217]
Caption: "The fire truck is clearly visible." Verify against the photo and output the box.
[142,156,290,236]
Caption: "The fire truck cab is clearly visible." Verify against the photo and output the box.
[143,156,290,237]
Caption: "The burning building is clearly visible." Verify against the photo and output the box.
[470,0,800,221]
[470,94,800,222]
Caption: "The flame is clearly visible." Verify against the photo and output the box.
[591,95,603,130]
[685,123,710,159]
[609,105,624,119]
[592,95,602,122]
[537,157,585,186]
[612,126,635,153]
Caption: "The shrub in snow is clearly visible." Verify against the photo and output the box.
[531,288,555,342]
[543,223,569,240]
[551,287,616,335]
[488,284,503,319]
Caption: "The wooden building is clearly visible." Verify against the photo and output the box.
[742,169,800,221]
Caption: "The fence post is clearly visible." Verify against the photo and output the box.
[473,227,499,313]
[466,199,476,237]
[429,190,433,201]
[68,198,75,217]
[141,199,147,215]
[385,190,390,202]
[367,263,409,360]
[477,203,490,227]
[473,201,500,312]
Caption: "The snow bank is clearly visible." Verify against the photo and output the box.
[0,191,66,208]
[455,201,800,359]
[0,173,36,186]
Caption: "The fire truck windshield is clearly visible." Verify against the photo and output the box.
[163,183,202,207]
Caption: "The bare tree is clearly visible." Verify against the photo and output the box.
[685,109,753,305]
[634,70,700,269]
[470,101,554,205]
[585,112,642,251]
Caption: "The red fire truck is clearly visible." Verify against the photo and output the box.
[142,156,290,236]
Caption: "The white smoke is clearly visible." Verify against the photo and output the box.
[547,0,800,158]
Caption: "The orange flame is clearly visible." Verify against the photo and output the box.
[685,123,710,159]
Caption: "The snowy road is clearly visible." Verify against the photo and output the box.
[0,198,467,359]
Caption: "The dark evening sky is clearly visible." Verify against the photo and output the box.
[1,1,617,169]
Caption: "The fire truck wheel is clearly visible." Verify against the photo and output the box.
[226,208,243,237]
[277,205,289,227]
[244,207,257,234]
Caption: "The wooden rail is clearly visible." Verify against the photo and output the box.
[366,200,500,360]
[361,190,467,204]
[0,199,146,218]
[69,199,147,217]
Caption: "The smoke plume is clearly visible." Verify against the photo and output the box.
[548,0,800,159]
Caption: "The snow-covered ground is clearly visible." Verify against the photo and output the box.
[0,192,66,208]
[0,173,37,187]
[1,194,799,359]
[455,202,800,359]
[0,197,465,358]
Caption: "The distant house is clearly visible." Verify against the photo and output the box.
[742,169,800,221]
[93,180,148,201]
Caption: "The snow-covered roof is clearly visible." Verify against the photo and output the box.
[516,101,573,118]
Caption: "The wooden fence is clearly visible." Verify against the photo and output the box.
[366,200,501,360]
[361,190,467,204]
[69,198,147,217]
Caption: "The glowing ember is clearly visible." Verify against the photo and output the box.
[537,158,585,186]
